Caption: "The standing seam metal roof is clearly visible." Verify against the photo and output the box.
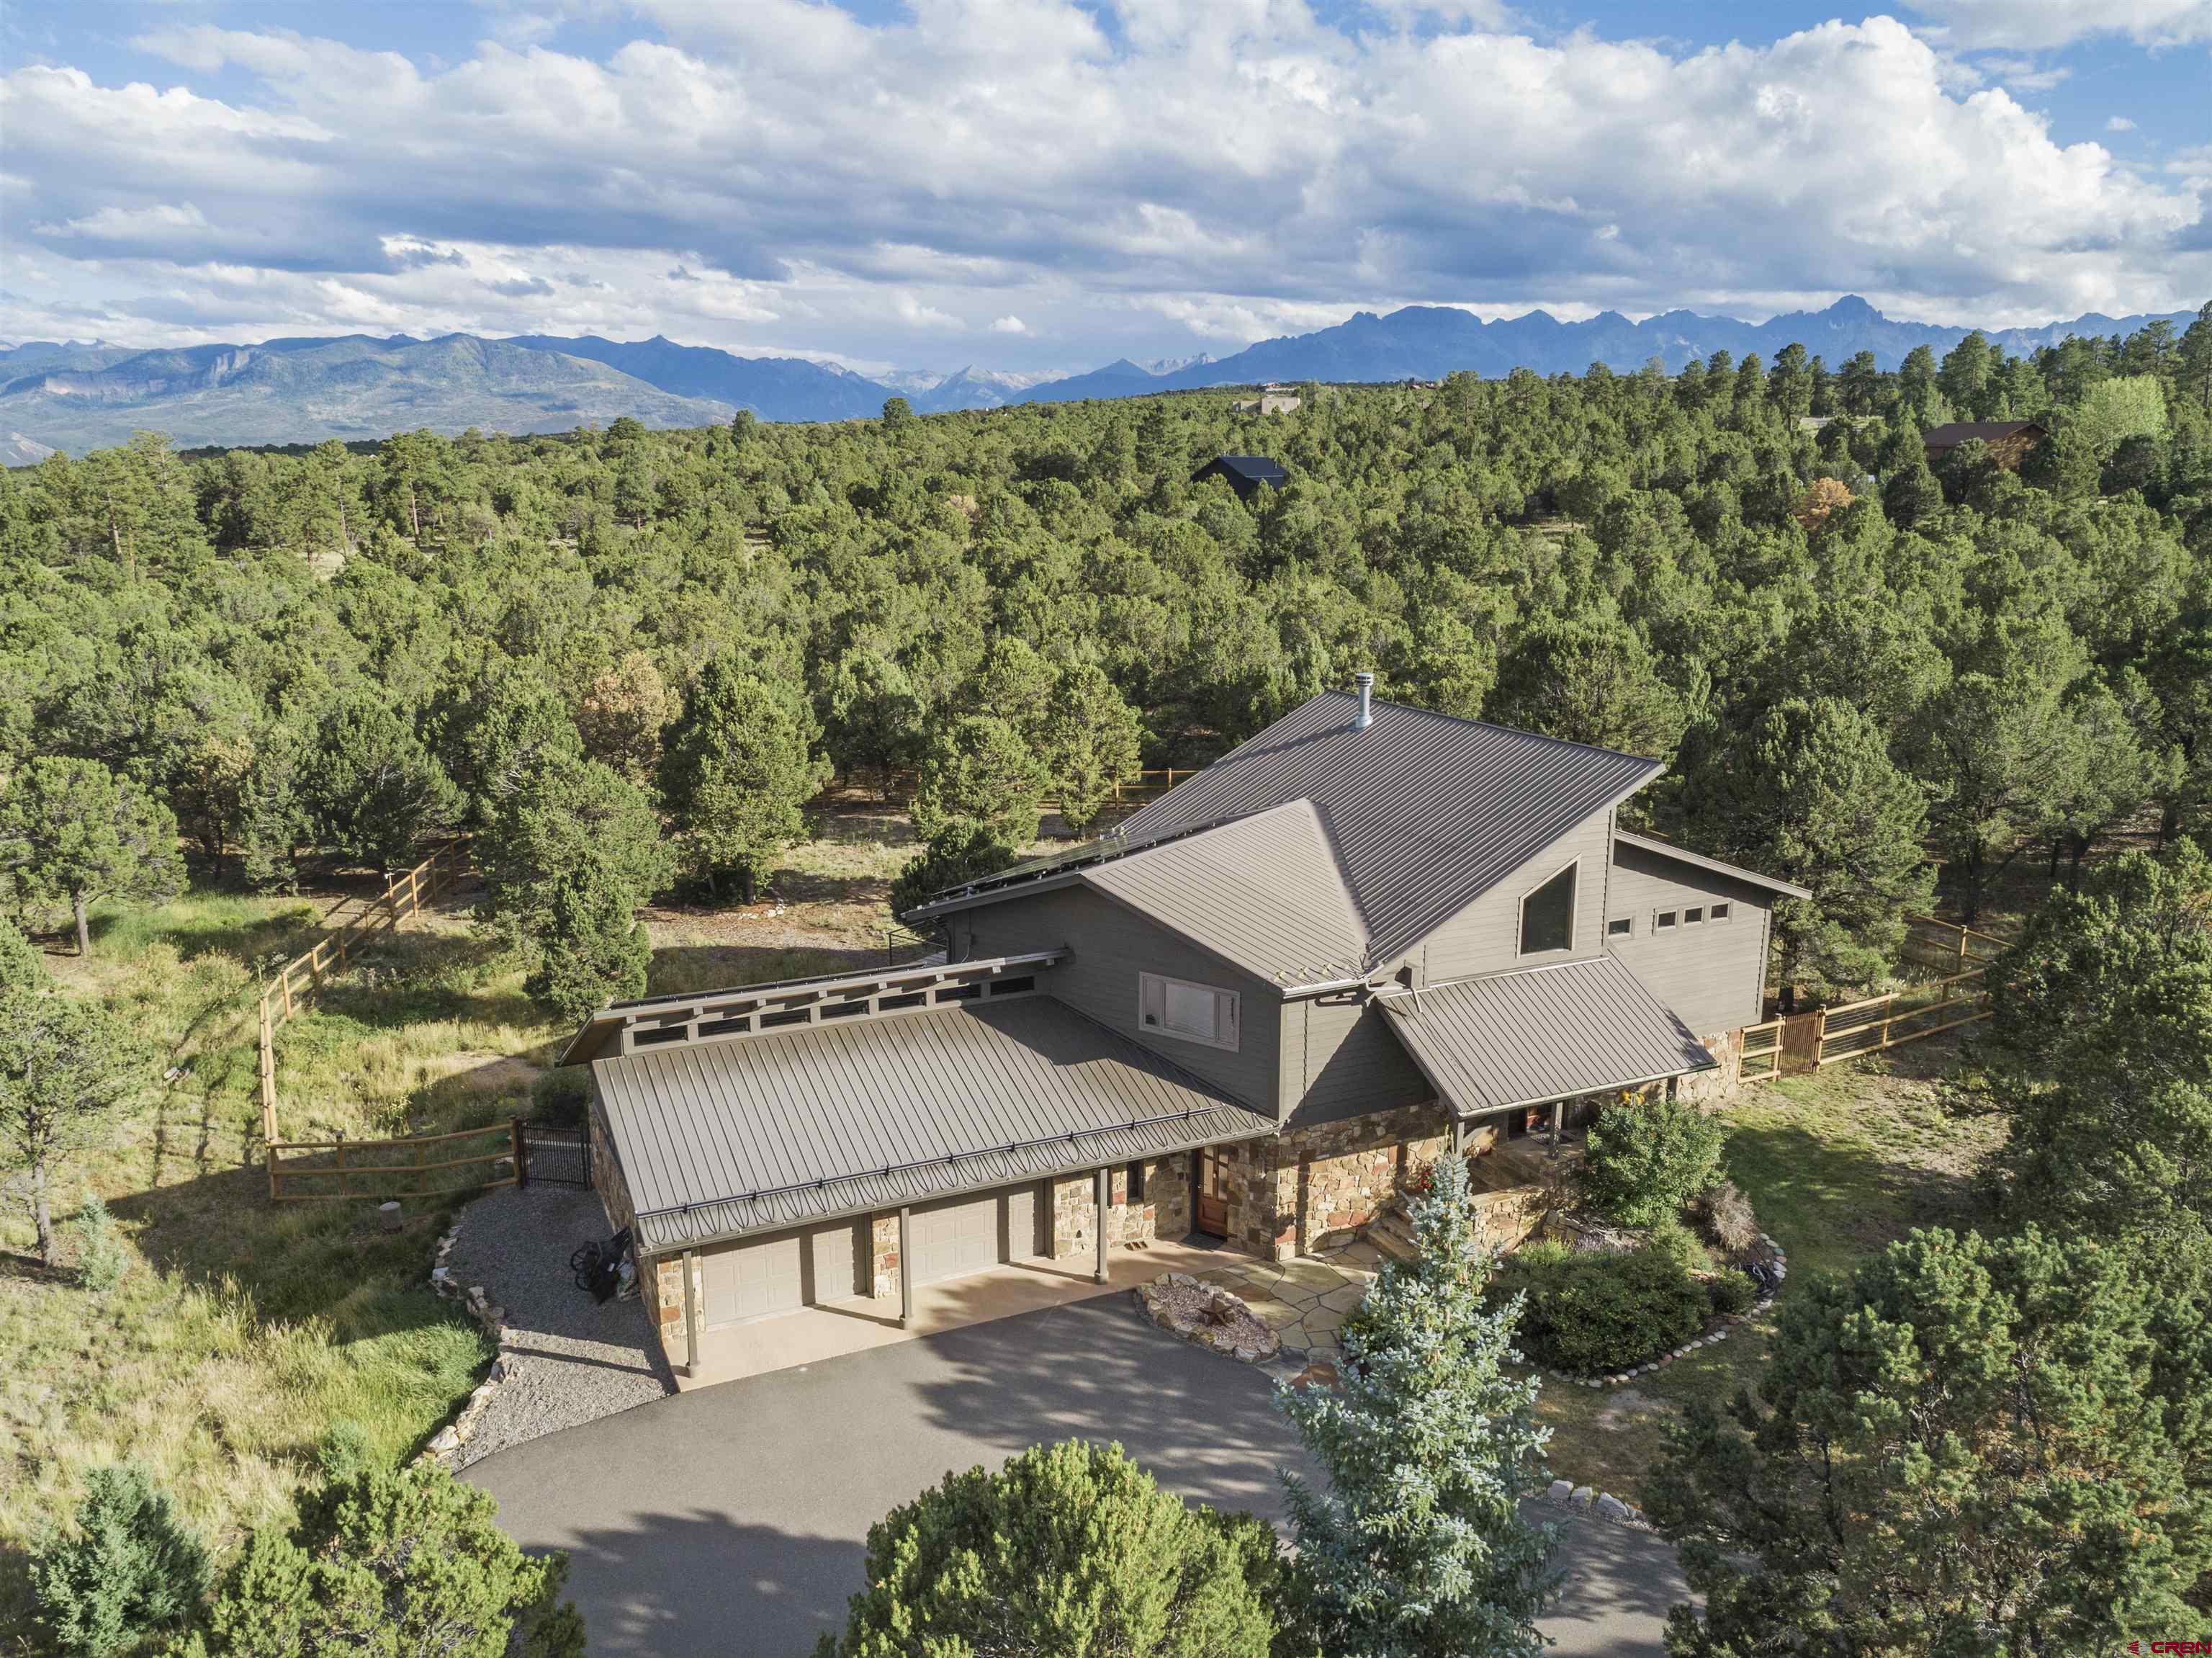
[1081,799,1368,987]
[593,997,1275,1253]
[1380,955,1714,1116]
[1115,691,1661,968]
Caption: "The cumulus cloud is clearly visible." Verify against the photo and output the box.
[1,6,2204,368]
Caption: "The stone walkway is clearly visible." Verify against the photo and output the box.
[1185,1242,1382,1385]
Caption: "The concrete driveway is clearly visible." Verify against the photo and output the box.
[472,1295,1688,1657]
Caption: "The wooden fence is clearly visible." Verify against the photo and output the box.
[266,1120,525,1203]
[259,843,477,1202]
[1740,915,2002,1080]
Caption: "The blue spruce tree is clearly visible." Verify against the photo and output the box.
[1278,1150,1559,1657]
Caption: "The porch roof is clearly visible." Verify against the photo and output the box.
[1379,955,1715,1118]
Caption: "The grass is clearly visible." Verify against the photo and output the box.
[1528,1035,2002,1505]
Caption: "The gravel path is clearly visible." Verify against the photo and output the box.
[445,1184,674,1466]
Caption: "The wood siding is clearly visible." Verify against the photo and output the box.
[1395,810,1616,985]
[1603,841,1773,1035]
[1278,992,1435,1130]
[948,885,1284,1113]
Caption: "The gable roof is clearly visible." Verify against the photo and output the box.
[1380,956,1714,1117]
[1111,691,1662,969]
[595,996,1274,1254]
[1082,799,1369,988]
[1614,830,1813,900]
[1192,454,1287,488]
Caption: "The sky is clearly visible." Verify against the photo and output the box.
[3,0,2208,379]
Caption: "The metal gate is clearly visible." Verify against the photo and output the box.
[521,1118,591,1188]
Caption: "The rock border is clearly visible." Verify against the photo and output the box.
[415,1214,514,1466]
[1542,1476,1650,1530]
[1537,1234,1788,1390]
[1136,1273,1281,1364]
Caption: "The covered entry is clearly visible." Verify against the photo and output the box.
[702,1216,868,1327]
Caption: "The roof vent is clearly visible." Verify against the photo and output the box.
[1353,671,1375,730]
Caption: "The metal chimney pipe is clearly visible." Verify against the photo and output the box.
[1354,671,1375,729]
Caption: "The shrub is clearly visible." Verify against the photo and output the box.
[175,1461,583,1658]
[71,1191,127,1293]
[1495,1232,1710,1374]
[1694,1178,1761,1258]
[1705,1269,1759,1317]
[812,1440,1281,1658]
[530,1067,591,1129]
[30,1464,210,1657]
[1577,1095,1727,1227]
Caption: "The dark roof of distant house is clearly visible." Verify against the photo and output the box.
[1192,454,1288,488]
[1920,421,2044,449]
[594,998,1274,1253]
[917,691,1661,976]
[1381,956,1714,1117]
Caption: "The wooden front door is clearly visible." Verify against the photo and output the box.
[1195,1146,1231,1237]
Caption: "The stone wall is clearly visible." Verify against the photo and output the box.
[869,1213,900,1299]
[1287,1100,1456,1255]
[649,1253,694,1361]
[1678,1024,1745,1105]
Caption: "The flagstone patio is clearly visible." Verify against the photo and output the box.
[1184,1240,1384,1385]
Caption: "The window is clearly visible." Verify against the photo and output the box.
[1654,910,1678,931]
[1710,902,1732,923]
[1517,861,1578,956]
[1684,906,1705,926]
[1125,1160,1146,1201]
[1139,972,1240,1052]
[1606,916,1633,938]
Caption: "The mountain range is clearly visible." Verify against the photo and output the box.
[2,295,2197,463]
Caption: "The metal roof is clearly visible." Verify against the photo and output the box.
[1380,956,1714,1117]
[1192,454,1288,488]
[1614,831,1812,900]
[593,997,1275,1254]
[1082,800,1368,987]
[1112,691,1661,968]
[1921,420,2044,448]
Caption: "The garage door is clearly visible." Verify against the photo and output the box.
[909,1185,1044,1286]
[701,1216,868,1327]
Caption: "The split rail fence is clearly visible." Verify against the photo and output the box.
[256,844,526,1203]
[1739,914,2008,1081]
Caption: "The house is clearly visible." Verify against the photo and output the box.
[1921,420,2046,469]
[560,676,1806,1378]
[1191,454,1289,500]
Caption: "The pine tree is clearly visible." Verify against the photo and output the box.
[1279,1151,1558,1658]
[0,756,182,955]
[909,712,1049,844]
[1485,615,1685,761]
[300,694,460,873]
[0,989,143,1265]
[1040,662,1143,834]
[1647,1226,2212,1653]
[657,660,830,902]
[0,913,46,991]
[30,1463,210,1657]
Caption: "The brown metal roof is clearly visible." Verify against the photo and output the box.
[1614,831,1812,900]
[1920,421,2044,448]
[1082,799,1368,987]
[1380,956,1714,1116]
[594,996,1275,1254]
[1112,691,1660,967]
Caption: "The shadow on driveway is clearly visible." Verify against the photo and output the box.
[471,1294,1686,1657]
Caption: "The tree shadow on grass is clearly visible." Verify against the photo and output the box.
[1722,1119,1985,1279]
[642,941,933,1000]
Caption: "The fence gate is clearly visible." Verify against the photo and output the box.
[521,1118,591,1188]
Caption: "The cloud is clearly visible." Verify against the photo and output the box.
[1974,54,2070,92]
[2110,115,2139,131]
[1904,0,2212,50]
[1,8,2205,367]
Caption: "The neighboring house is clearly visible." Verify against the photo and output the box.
[559,677,1805,1372]
[1921,420,2046,469]
[1191,454,1289,499]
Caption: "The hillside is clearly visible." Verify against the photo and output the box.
[0,334,735,460]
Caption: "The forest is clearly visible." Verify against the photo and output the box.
[4,308,2208,1023]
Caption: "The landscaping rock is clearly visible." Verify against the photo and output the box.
[1136,1276,1280,1364]
[1547,1479,1574,1502]
[1570,1485,1595,1508]
[1597,1493,1634,1522]
[428,1426,460,1455]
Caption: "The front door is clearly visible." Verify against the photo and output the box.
[1195,1146,1231,1237]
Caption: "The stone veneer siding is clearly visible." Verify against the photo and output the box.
[1678,1026,1745,1105]
[1217,1101,1456,1262]
[1048,1155,1190,1258]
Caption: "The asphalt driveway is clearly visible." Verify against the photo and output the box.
[472,1294,1688,1656]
